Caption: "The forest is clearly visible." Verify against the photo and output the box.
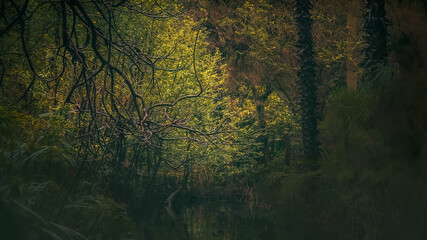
[0,0,426,239]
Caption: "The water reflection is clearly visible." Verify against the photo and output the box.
[138,202,273,240]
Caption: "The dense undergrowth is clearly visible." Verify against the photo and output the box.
[2,72,426,240]
[254,74,427,239]
[0,107,137,239]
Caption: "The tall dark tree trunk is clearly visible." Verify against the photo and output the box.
[362,0,388,79]
[255,89,272,164]
[295,0,319,161]
[284,135,291,166]
[346,0,359,90]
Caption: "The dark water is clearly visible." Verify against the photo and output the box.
[137,202,278,240]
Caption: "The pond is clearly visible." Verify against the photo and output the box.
[136,201,283,240]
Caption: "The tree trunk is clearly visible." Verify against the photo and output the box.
[284,135,291,166]
[362,0,388,82]
[255,91,271,164]
[347,1,358,90]
[295,0,319,161]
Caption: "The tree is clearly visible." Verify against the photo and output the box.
[361,0,388,81]
[0,0,227,209]
[199,0,300,164]
[294,0,319,161]
[346,0,359,90]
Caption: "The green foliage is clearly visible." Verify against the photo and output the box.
[1,1,426,239]
[253,79,427,239]
[0,107,136,239]
[317,84,427,239]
